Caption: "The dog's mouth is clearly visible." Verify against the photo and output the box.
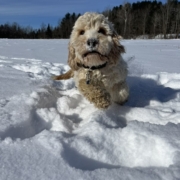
[81,50,108,68]
[83,51,103,58]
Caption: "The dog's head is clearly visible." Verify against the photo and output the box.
[68,12,125,70]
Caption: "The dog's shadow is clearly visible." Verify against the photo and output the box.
[126,76,180,107]
[103,75,180,130]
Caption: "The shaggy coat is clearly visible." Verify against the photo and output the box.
[53,12,129,109]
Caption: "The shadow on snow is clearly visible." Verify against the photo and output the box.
[126,76,180,107]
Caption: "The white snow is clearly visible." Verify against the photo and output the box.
[0,39,180,180]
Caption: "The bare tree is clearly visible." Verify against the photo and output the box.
[123,3,131,37]
[175,4,180,38]
[152,12,161,37]
[117,2,131,38]
[39,23,47,38]
[161,0,173,39]
[127,11,133,38]
[141,5,151,37]
[102,7,112,17]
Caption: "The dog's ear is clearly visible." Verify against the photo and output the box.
[112,35,125,54]
[68,43,80,70]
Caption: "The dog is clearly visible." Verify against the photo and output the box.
[53,12,129,109]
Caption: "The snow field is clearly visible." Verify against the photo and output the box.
[0,39,180,179]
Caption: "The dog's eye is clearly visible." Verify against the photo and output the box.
[98,28,106,35]
[79,30,85,35]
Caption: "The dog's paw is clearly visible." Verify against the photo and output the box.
[78,79,111,109]
[94,92,111,109]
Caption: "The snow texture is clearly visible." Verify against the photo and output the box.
[0,39,180,180]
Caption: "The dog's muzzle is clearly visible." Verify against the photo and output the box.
[87,38,99,49]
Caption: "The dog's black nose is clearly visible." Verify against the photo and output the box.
[87,38,99,48]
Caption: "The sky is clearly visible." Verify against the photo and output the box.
[0,0,166,29]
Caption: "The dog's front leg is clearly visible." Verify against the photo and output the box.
[110,81,129,105]
[78,79,111,109]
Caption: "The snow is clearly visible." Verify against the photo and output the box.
[0,39,180,180]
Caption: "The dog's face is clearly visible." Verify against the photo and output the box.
[68,12,125,70]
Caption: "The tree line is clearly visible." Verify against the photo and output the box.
[104,0,180,39]
[0,0,180,39]
[0,13,80,39]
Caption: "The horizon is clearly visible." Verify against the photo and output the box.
[0,0,169,29]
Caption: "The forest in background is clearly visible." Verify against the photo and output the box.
[0,0,180,39]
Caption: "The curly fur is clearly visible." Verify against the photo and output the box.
[53,12,129,109]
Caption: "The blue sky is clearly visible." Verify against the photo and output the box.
[0,0,165,28]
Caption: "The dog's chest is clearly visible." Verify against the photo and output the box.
[74,67,120,88]
[74,69,103,82]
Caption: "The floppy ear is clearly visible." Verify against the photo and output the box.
[68,43,80,70]
[112,35,125,54]
[108,34,125,65]
[107,21,125,54]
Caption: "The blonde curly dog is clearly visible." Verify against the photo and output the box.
[53,12,129,109]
